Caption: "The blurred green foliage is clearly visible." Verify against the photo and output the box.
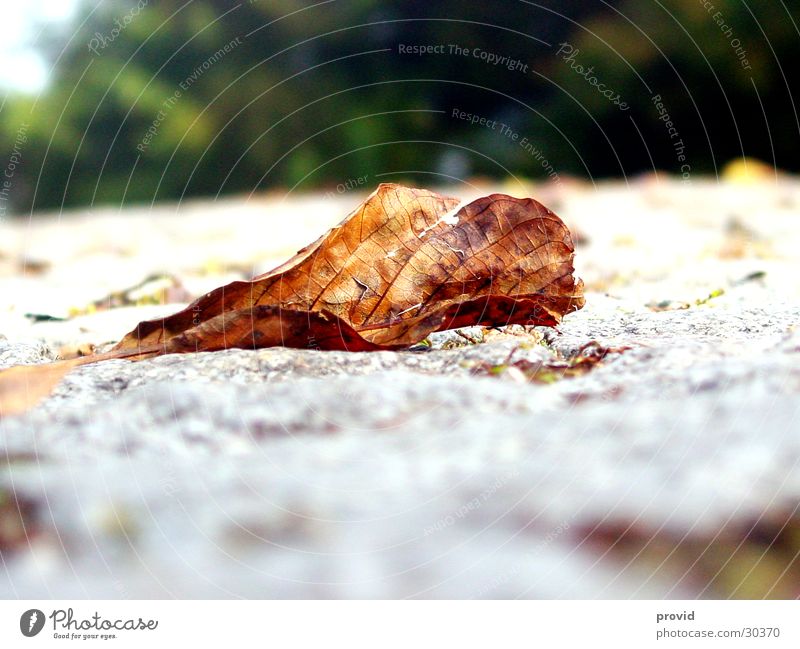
[1,0,797,213]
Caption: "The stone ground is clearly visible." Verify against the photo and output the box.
[1,177,799,598]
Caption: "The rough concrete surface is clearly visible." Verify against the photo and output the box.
[1,179,799,598]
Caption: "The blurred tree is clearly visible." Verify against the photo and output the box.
[543,0,800,179]
[1,0,797,214]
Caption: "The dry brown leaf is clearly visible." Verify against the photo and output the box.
[115,183,584,352]
[0,183,584,415]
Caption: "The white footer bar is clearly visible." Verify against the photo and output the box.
[1,600,796,647]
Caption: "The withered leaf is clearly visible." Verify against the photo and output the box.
[115,183,584,352]
[0,183,584,416]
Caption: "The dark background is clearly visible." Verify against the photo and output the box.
[2,0,797,213]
